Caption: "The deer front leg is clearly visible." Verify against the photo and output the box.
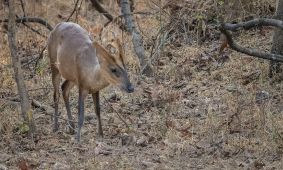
[92,91,103,139]
[76,88,88,142]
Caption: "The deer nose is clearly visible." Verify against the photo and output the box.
[127,84,134,93]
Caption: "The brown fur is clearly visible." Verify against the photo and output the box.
[47,22,134,142]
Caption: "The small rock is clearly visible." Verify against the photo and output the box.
[213,74,223,81]
[121,133,134,146]
[255,91,270,104]
[226,84,238,92]
[53,162,70,170]
[0,164,7,170]
[38,162,49,169]
[251,160,265,169]
[136,136,147,147]
[182,99,197,108]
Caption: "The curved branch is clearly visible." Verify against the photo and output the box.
[66,0,81,22]
[220,25,283,62]
[0,17,53,31]
[15,15,47,38]
[223,18,283,31]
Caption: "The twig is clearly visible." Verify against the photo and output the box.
[66,0,81,22]
[19,0,26,16]
[34,45,47,73]
[15,15,47,38]
[90,0,113,21]
[104,11,153,28]
[89,0,127,31]
[102,96,130,129]
[76,0,84,22]
[0,98,20,106]
[22,23,47,38]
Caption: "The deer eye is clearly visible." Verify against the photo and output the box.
[111,68,117,73]
[110,68,120,77]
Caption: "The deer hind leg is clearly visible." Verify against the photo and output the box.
[62,80,75,134]
[51,64,61,132]
[92,91,103,139]
[76,87,88,142]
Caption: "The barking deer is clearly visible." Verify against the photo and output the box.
[47,22,134,142]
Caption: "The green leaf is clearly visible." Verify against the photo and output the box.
[19,122,29,134]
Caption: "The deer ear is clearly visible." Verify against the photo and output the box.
[93,42,114,63]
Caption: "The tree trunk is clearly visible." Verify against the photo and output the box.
[269,0,283,77]
[120,0,153,76]
[7,0,35,135]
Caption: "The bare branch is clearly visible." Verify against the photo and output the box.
[219,25,283,62]
[223,18,283,31]
[66,0,81,22]
[1,17,53,31]
[15,15,47,38]
[89,0,126,30]
[19,0,26,16]
[90,0,113,21]
[103,11,153,28]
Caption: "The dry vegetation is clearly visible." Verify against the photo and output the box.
[0,0,283,169]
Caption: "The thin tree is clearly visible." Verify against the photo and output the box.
[7,0,35,135]
[120,0,153,76]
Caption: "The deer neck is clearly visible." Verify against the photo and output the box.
[89,64,110,92]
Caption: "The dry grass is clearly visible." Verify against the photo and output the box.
[0,0,283,169]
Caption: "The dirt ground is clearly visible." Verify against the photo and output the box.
[0,0,283,169]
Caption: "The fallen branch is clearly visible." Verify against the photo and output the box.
[0,17,53,31]
[0,98,20,106]
[223,18,283,31]
[220,23,283,62]
[31,99,54,115]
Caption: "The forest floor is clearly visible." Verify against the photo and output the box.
[0,0,283,169]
